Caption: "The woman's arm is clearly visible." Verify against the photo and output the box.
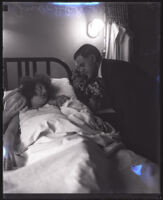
[3,114,20,170]
[3,91,26,133]
[3,110,13,132]
[3,88,19,104]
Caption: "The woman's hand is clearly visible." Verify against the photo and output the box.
[3,133,17,170]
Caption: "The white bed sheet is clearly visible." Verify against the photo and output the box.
[3,100,160,193]
[3,136,160,193]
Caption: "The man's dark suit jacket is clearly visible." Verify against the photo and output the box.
[101,59,160,163]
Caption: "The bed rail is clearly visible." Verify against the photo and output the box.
[3,57,72,90]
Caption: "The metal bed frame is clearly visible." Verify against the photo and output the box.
[3,57,72,90]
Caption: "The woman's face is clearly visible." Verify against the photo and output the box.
[30,83,48,109]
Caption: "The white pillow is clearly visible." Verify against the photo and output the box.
[51,78,76,98]
[3,78,76,99]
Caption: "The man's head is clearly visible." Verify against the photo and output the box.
[73,44,102,80]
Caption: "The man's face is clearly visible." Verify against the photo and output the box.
[75,55,98,80]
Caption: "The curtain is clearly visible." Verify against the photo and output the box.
[104,2,133,62]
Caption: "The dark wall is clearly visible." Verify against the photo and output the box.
[128,3,160,79]
[126,3,160,163]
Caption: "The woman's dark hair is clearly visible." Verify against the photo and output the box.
[34,74,52,95]
[19,76,35,106]
[73,44,102,63]
[19,74,53,107]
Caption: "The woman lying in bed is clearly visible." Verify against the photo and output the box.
[3,74,121,171]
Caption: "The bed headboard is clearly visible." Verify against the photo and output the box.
[3,57,72,90]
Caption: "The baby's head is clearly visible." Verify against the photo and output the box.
[19,74,53,109]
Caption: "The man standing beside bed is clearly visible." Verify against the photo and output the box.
[72,44,159,164]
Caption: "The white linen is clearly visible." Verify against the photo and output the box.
[4,138,160,193]
[6,135,130,193]
[3,100,160,193]
[18,104,83,152]
[51,78,77,98]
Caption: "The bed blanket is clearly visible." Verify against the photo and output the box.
[3,100,160,193]
[3,139,160,193]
